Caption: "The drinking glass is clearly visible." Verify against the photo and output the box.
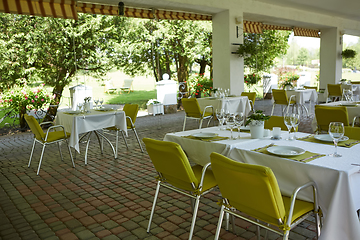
[291,113,300,139]
[216,109,225,130]
[234,112,244,139]
[99,98,104,108]
[328,122,345,157]
[227,113,236,140]
[94,98,99,109]
[77,103,83,112]
[284,113,293,140]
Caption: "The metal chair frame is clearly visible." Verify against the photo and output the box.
[147,162,215,240]
[27,121,75,175]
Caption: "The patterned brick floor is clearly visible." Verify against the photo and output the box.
[0,100,317,240]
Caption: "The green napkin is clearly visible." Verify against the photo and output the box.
[182,135,229,142]
[298,135,360,148]
[252,144,325,163]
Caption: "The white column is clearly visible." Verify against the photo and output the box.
[319,28,343,89]
[212,10,244,95]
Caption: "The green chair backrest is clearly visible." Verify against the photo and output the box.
[303,86,318,91]
[123,104,139,128]
[344,126,360,140]
[264,116,288,131]
[143,138,199,191]
[327,84,342,96]
[241,92,256,104]
[315,105,349,132]
[182,98,202,118]
[24,114,45,141]
[210,152,286,226]
[272,89,289,105]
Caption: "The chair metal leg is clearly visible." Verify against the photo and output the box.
[199,119,203,129]
[214,205,225,240]
[58,142,63,161]
[36,144,46,175]
[271,104,275,116]
[183,117,187,131]
[115,130,119,158]
[121,130,129,150]
[85,132,92,165]
[28,139,36,167]
[188,195,201,240]
[147,181,161,232]
[132,128,144,152]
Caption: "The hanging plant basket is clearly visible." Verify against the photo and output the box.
[342,49,357,59]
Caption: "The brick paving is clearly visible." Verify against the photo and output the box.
[0,99,317,240]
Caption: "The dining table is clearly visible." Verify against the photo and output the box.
[284,88,318,116]
[197,96,251,116]
[55,108,127,164]
[164,126,360,240]
[311,101,360,131]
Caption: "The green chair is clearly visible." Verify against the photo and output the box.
[241,91,256,112]
[104,104,144,158]
[264,116,288,131]
[271,89,296,116]
[143,138,217,240]
[303,86,318,91]
[181,98,214,131]
[24,114,75,175]
[314,105,349,133]
[344,126,360,140]
[210,152,321,240]
[326,84,342,103]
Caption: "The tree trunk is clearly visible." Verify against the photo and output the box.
[19,107,27,130]
[43,85,64,122]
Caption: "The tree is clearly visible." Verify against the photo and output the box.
[237,30,291,73]
[297,48,309,66]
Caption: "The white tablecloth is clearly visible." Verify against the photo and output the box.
[56,109,127,152]
[285,89,318,105]
[197,96,251,116]
[311,101,360,131]
[164,127,360,240]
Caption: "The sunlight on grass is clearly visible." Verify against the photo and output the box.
[106,90,156,109]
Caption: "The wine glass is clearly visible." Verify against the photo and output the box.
[227,113,236,140]
[328,122,345,157]
[234,112,244,139]
[216,109,225,130]
[99,98,104,108]
[94,98,99,109]
[284,113,293,140]
[291,113,300,139]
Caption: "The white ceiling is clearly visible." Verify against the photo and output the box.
[78,0,360,32]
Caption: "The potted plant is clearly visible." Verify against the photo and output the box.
[342,49,356,59]
[245,110,270,139]
[147,99,164,116]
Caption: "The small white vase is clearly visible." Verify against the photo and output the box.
[249,121,265,139]
[84,102,90,112]
[285,86,291,90]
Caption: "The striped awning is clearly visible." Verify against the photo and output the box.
[0,0,78,20]
[243,20,320,38]
[243,21,263,34]
[293,27,320,38]
[76,3,212,21]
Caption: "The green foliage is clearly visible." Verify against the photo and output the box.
[0,85,52,113]
[297,48,309,66]
[106,90,156,110]
[237,30,291,73]
[342,49,356,59]
[187,73,214,97]
[244,73,261,87]
[275,67,300,89]
[245,110,270,126]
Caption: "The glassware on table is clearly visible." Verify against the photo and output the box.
[284,113,294,140]
[77,103,83,113]
[234,112,244,139]
[99,98,104,108]
[226,113,236,140]
[328,122,345,157]
[94,98,99,109]
[291,113,300,139]
[216,109,225,130]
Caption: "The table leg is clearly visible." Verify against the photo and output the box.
[85,132,92,165]
[96,130,116,159]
